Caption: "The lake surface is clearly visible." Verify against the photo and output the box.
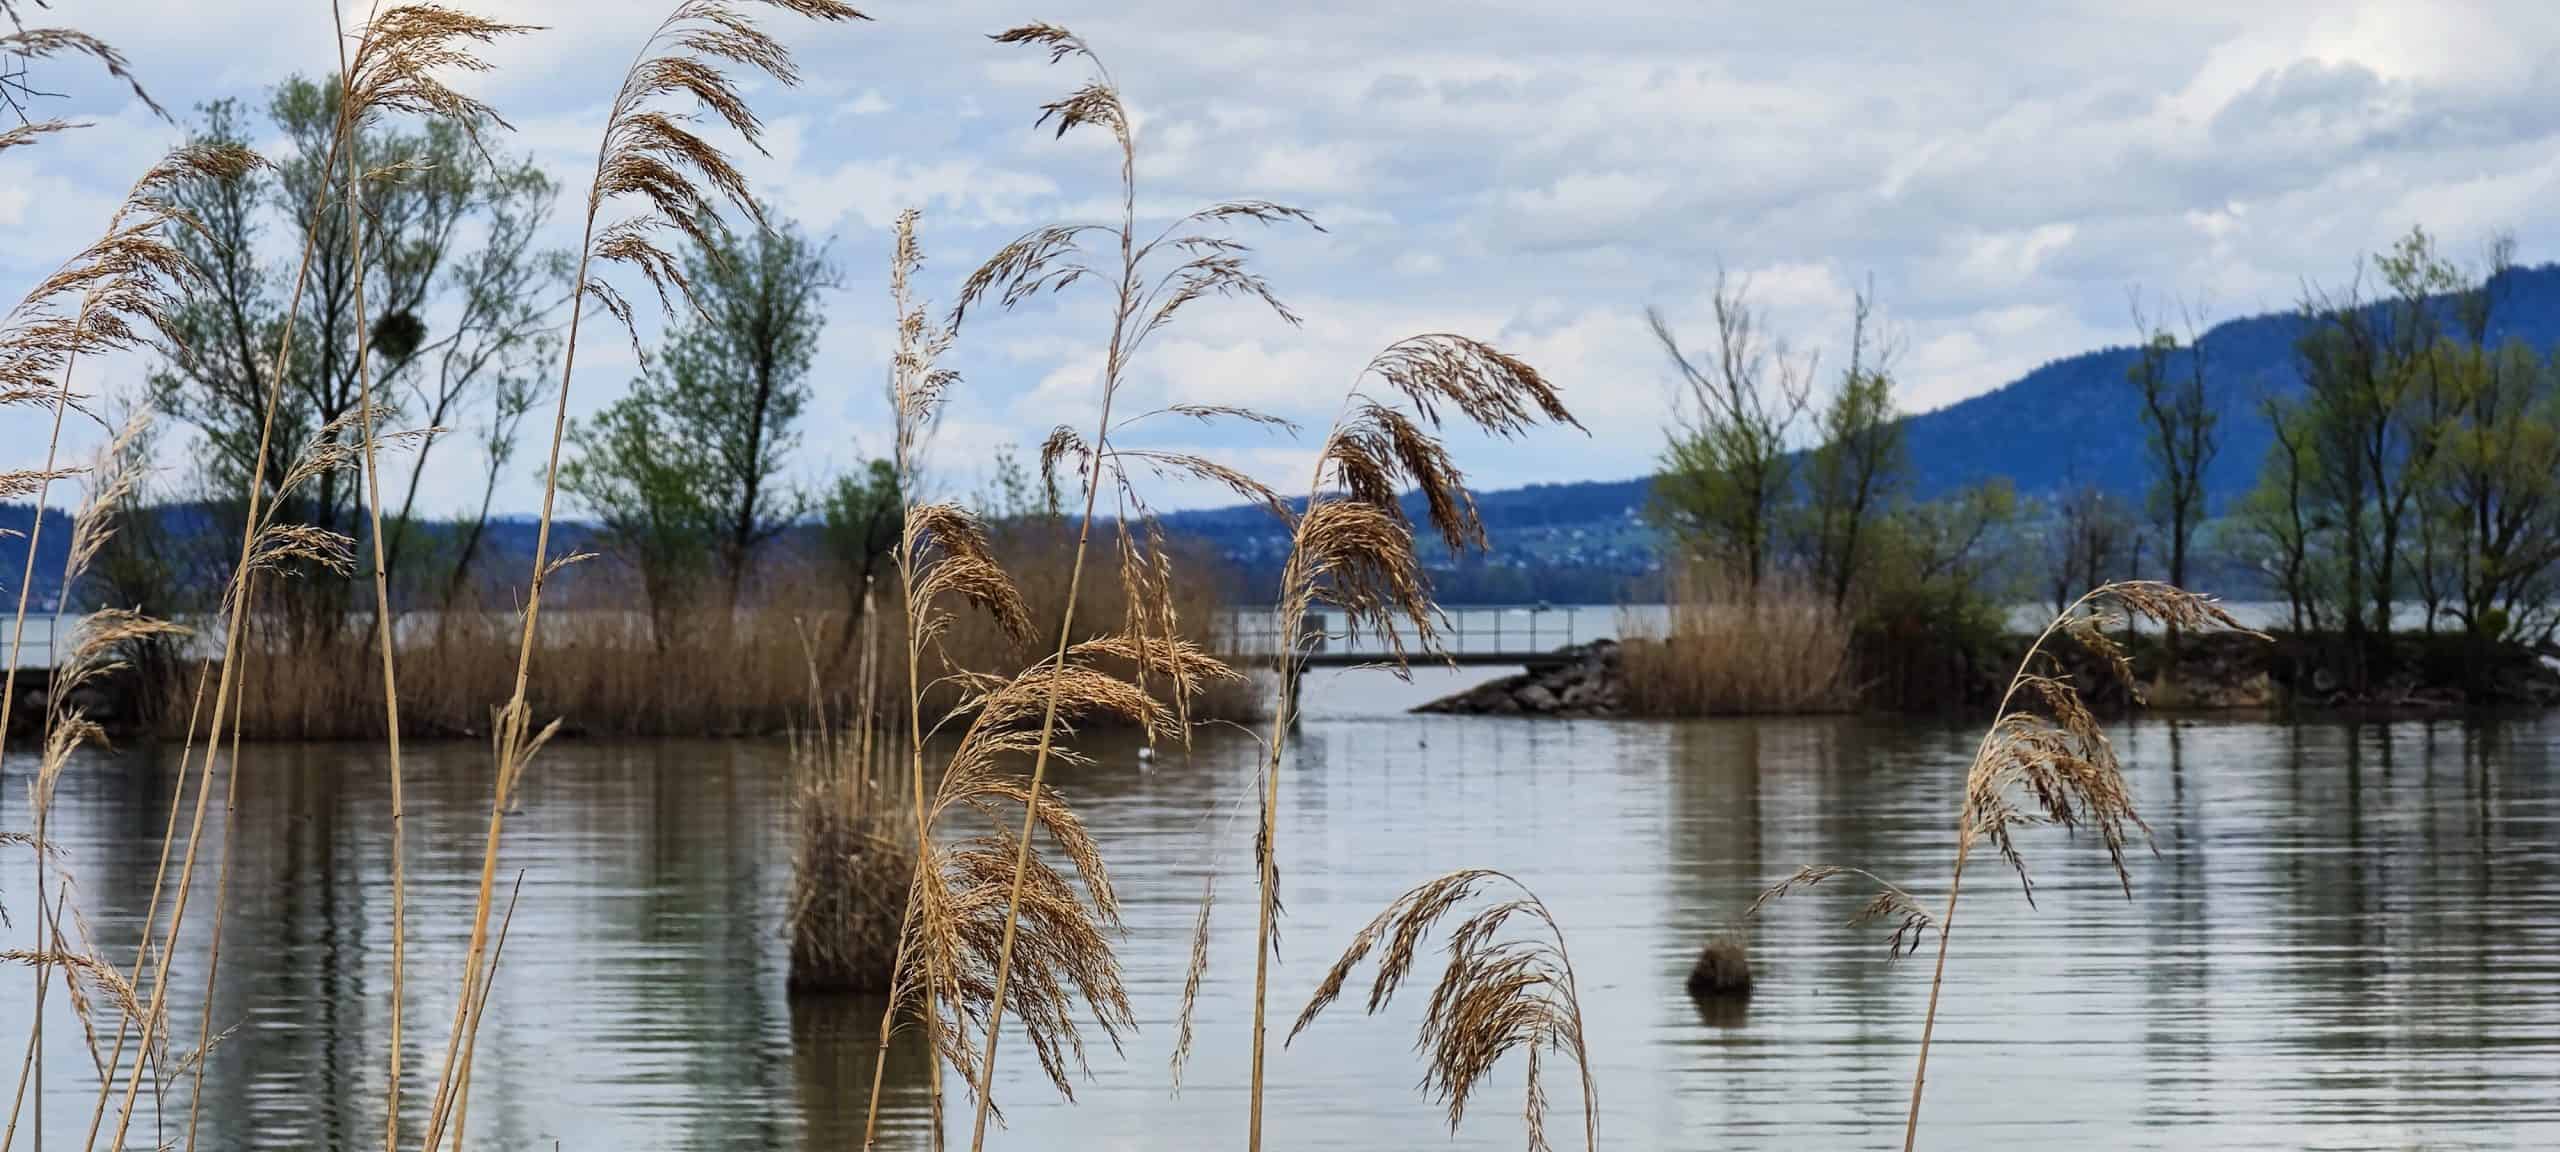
[3,673,2558,1149]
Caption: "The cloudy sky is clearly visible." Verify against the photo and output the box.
[7,0,2560,515]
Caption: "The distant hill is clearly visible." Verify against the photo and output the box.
[1165,261,2560,598]
[1897,261,2560,502]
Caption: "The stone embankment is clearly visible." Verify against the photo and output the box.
[1414,631,2560,717]
[1414,640,1626,717]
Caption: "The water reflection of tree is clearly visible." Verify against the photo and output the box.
[2264,718,2560,1130]
[2134,718,2215,1124]
[1661,716,1921,1124]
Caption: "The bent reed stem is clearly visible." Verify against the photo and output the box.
[1900,587,2097,1152]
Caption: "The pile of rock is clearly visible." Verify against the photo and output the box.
[1413,640,1627,717]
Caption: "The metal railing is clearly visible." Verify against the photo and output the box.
[1219,605,1587,660]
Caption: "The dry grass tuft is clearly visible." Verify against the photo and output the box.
[1619,565,1853,715]
[786,720,912,993]
[1289,869,1596,1152]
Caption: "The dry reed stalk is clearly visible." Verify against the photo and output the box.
[857,208,994,1151]
[9,419,173,1152]
[94,402,364,1152]
[91,123,367,1149]
[1181,336,1577,1147]
[1289,869,1596,1152]
[1750,580,2258,1149]
[63,126,330,1152]
[94,10,531,1148]
[954,28,1318,1145]
[319,5,546,1143]
[427,872,520,1152]
[0,131,254,1152]
[418,3,865,1143]
[181,666,248,1152]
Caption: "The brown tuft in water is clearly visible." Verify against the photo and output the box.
[1686,934,1752,1000]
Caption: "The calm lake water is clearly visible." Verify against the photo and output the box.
[4,669,2558,1149]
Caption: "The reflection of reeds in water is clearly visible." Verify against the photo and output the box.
[1752,580,2260,1150]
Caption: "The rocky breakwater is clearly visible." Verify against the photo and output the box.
[1414,640,1627,717]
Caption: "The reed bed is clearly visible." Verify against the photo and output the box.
[164,535,1253,740]
[1618,563,1853,715]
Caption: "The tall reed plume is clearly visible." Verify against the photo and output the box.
[1289,869,1597,1152]
[0,21,166,125]
[1751,580,2259,1150]
[853,208,1028,1147]
[946,23,1317,1148]
[426,2,865,1146]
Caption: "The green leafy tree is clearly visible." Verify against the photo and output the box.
[558,391,717,648]
[2275,226,2520,685]
[150,78,563,604]
[2236,394,2323,633]
[1801,286,1904,610]
[1650,272,1812,593]
[652,212,837,608]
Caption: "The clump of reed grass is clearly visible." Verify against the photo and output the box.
[1619,563,1852,714]
[1289,869,1596,1152]
[1685,928,1752,1000]
[787,579,916,997]
[1751,579,2259,1150]
[785,611,912,994]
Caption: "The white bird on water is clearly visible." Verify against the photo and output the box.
[1137,745,1156,772]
